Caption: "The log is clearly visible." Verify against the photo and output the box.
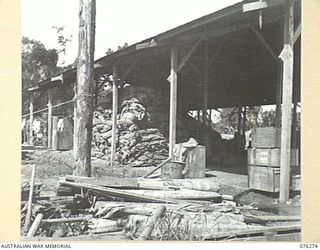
[26,213,43,237]
[122,189,222,201]
[73,0,96,176]
[89,218,126,234]
[138,205,166,240]
[24,164,36,234]
[137,178,220,192]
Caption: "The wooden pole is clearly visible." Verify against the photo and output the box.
[242,106,247,135]
[237,107,242,134]
[24,164,36,234]
[26,213,43,237]
[29,93,34,146]
[279,0,294,203]
[203,40,209,125]
[111,66,118,168]
[276,20,284,129]
[47,90,52,149]
[292,102,297,148]
[73,0,96,177]
[169,47,178,159]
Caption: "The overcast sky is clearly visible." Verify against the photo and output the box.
[21,0,242,65]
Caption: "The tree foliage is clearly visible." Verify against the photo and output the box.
[22,37,60,114]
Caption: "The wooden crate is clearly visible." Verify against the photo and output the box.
[251,127,281,148]
[248,165,301,192]
[185,145,206,178]
[247,148,300,167]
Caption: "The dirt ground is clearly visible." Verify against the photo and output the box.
[22,149,301,216]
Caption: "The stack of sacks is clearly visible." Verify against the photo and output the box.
[91,98,168,167]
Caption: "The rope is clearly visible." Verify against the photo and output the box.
[22,99,75,118]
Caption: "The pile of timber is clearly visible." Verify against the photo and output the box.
[22,175,301,240]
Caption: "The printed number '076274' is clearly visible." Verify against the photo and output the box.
[300,244,318,249]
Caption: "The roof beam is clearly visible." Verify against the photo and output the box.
[251,26,277,60]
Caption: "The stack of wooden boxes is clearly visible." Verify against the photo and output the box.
[247,127,300,192]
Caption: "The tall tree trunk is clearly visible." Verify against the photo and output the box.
[73,0,96,176]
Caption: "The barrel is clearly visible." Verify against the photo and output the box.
[161,161,185,179]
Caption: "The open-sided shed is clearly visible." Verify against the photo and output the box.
[25,0,301,202]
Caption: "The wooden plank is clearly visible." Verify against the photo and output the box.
[138,178,220,192]
[169,47,178,159]
[228,232,301,241]
[65,175,139,188]
[58,180,181,204]
[47,90,52,149]
[111,66,118,168]
[23,164,36,234]
[205,224,301,240]
[243,1,268,13]
[279,0,294,203]
[122,189,222,201]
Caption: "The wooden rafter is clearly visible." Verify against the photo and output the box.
[177,35,205,73]
[251,26,277,60]
[208,35,228,67]
[121,60,137,80]
[293,22,301,44]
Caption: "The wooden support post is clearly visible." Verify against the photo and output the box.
[203,40,209,125]
[52,116,58,150]
[279,0,294,203]
[292,102,298,148]
[29,93,34,146]
[47,90,52,149]
[169,47,178,159]
[197,110,200,121]
[73,83,77,154]
[73,0,96,177]
[242,106,247,135]
[237,107,242,134]
[276,19,284,129]
[111,66,118,168]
